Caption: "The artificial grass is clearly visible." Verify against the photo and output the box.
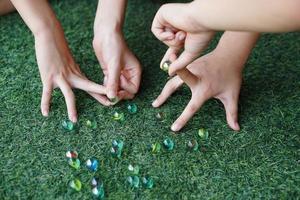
[0,0,299,199]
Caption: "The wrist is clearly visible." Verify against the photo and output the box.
[94,21,122,36]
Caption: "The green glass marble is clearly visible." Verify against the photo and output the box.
[92,186,105,199]
[111,140,124,158]
[86,120,97,129]
[69,179,82,192]
[68,158,80,170]
[150,142,161,153]
[110,97,119,105]
[187,140,199,151]
[156,112,164,120]
[127,103,137,114]
[112,111,125,121]
[128,164,140,175]
[62,120,76,131]
[198,128,209,140]
[127,176,140,188]
[142,177,154,189]
[161,60,171,72]
[163,138,174,150]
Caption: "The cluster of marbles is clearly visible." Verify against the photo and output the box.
[126,164,154,189]
[66,151,104,198]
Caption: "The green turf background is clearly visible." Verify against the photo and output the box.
[0,0,299,199]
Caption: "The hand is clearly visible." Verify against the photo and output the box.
[36,26,110,122]
[152,49,243,132]
[151,3,215,76]
[93,31,142,100]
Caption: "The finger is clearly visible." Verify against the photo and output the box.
[126,57,142,94]
[71,76,107,95]
[168,51,197,76]
[107,61,121,99]
[171,94,207,132]
[159,31,176,41]
[221,95,240,131]
[117,90,135,100]
[120,74,138,94]
[152,76,183,108]
[88,92,112,107]
[176,68,198,88]
[175,31,186,42]
[41,84,53,117]
[57,79,77,123]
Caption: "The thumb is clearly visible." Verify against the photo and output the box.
[168,51,196,76]
[107,61,121,99]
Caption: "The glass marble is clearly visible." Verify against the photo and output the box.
[110,97,119,105]
[62,120,75,131]
[68,158,80,170]
[92,186,105,199]
[86,158,99,172]
[69,179,82,192]
[187,140,199,151]
[91,177,103,188]
[112,111,125,121]
[128,164,140,175]
[198,128,209,140]
[163,138,174,150]
[142,177,154,189]
[66,151,78,159]
[156,112,164,120]
[86,120,97,129]
[150,142,161,153]
[161,60,171,72]
[127,176,140,188]
[111,140,124,158]
[127,103,138,114]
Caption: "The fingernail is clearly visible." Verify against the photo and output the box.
[234,122,240,131]
[171,123,180,132]
[71,116,77,123]
[152,100,158,107]
[42,110,48,117]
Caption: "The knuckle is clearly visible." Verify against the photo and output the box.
[188,103,198,113]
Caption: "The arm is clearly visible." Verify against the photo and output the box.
[93,0,141,100]
[0,0,15,15]
[93,0,127,34]
[9,0,110,121]
[191,0,300,32]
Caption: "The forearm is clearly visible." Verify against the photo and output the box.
[191,0,300,32]
[0,0,15,15]
[10,0,60,37]
[94,0,127,33]
[216,31,260,69]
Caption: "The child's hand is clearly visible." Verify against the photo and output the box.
[93,30,142,100]
[152,49,242,132]
[151,3,215,76]
[35,26,110,122]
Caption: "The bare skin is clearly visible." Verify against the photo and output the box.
[9,0,111,122]
[0,0,15,15]
[153,32,259,132]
